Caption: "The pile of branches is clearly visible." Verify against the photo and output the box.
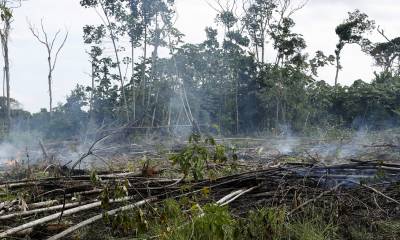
[1,161,400,239]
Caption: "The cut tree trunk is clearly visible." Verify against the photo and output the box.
[46,198,156,240]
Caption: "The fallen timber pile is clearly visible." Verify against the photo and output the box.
[1,161,400,239]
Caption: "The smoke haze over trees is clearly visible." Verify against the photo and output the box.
[1,0,400,139]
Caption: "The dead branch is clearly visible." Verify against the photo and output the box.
[0,196,134,238]
[220,185,259,206]
[377,26,400,51]
[46,198,156,240]
[357,182,400,205]
[39,140,49,161]
[70,134,111,172]
[287,182,345,216]
[1,161,400,239]
[0,201,83,220]
[29,199,59,209]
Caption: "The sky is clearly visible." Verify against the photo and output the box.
[5,0,400,112]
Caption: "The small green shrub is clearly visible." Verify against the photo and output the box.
[287,213,338,240]
[170,134,234,180]
[167,203,236,240]
[235,207,286,240]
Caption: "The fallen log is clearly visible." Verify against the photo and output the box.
[46,197,156,240]
[0,196,134,238]
[0,201,90,220]
[220,186,259,206]
[2,162,400,239]
[29,200,59,209]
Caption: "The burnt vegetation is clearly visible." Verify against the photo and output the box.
[0,0,400,239]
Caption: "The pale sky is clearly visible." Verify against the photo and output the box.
[6,0,400,112]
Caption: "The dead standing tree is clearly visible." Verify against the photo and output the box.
[0,4,11,127]
[28,19,68,118]
[0,0,22,130]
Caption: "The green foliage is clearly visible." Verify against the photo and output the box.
[6,3,400,139]
[0,189,16,202]
[372,220,400,239]
[334,9,375,84]
[347,220,400,240]
[170,134,231,180]
[168,204,236,240]
[310,51,335,77]
[235,207,286,240]
[370,37,400,73]
[217,10,237,29]
[335,10,375,44]
[90,170,101,185]
[161,198,185,224]
[98,177,129,212]
[109,208,149,236]
[288,221,335,240]
[78,195,400,240]
[170,134,208,180]
[0,5,12,21]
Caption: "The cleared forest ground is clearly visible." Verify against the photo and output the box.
[1,129,400,239]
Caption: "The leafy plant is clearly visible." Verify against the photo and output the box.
[167,203,236,240]
[170,134,232,180]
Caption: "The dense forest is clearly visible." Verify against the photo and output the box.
[1,0,400,139]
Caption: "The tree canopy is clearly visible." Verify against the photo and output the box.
[2,2,400,139]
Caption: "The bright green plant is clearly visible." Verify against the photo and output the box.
[170,134,233,180]
[170,134,209,180]
[235,207,286,240]
[167,203,236,240]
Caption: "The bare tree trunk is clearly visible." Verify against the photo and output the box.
[99,3,129,122]
[109,34,129,122]
[261,38,265,64]
[276,97,279,129]
[175,105,182,125]
[151,88,159,127]
[47,55,53,117]
[89,62,95,116]
[147,14,160,113]
[167,102,171,126]
[282,101,286,124]
[235,74,239,134]
[2,67,5,97]
[4,38,10,126]
[0,4,12,130]
[261,24,267,64]
[131,41,136,121]
[141,26,147,107]
[254,39,259,62]
[334,52,340,86]
[29,20,68,119]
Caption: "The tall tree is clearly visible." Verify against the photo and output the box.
[87,46,102,116]
[370,37,400,74]
[243,0,274,63]
[334,10,375,85]
[0,0,21,128]
[212,0,245,134]
[29,19,68,118]
[81,0,130,122]
[242,0,307,63]
[124,1,143,122]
